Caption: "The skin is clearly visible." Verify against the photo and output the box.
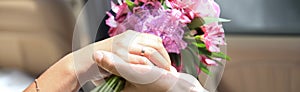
[94,51,207,92]
[24,53,80,92]
[24,30,207,92]
[24,30,172,91]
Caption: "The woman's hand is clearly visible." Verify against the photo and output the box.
[73,30,171,84]
[94,51,208,92]
[95,30,171,70]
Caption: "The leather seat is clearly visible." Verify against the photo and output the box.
[0,0,75,77]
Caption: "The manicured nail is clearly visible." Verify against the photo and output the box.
[150,52,170,71]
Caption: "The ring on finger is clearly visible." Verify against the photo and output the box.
[141,47,146,56]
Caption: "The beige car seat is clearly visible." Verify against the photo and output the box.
[0,0,75,77]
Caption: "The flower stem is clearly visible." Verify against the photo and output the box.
[90,81,105,92]
[104,76,119,92]
[113,78,125,92]
[98,76,114,92]
[95,75,126,92]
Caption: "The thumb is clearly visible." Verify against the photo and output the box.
[93,51,122,76]
[114,63,166,84]
[93,50,166,84]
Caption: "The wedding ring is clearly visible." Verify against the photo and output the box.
[141,48,145,56]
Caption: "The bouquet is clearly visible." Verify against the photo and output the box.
[92,0,230,91]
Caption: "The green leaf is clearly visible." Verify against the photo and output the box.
[162,1,168,9]
[170,54,181,67]
[194,35,202,40]
[187,17,205,30]
[192,42,206,48]
[125,0,135,11]
[203,17,231,25]
[201,67,211,75]
[186,45,200,68]
[197,47,211,55]
[197,55,211,75]
[206,55,224,66]
[211,52,231,61]
[181,48,199,78]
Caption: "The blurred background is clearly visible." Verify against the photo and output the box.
[0,0,299,92]
[216,0,300,92]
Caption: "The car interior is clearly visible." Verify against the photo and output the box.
[0,0,299,92]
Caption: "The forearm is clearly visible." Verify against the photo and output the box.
[24,53,80,92]
[23,39,114,92]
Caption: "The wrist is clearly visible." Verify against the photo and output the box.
[71,46,111,85]
[61,53,77,77]
[30,53,81,91]
[94,37,113,52]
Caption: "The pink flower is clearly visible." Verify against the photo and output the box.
[107,1,130,36]
[166,0,220,18]
[106,12,117,28]
[200,55,218,65]
[166,0,224,52]
[106,12,118,36]
[201,23,226,52]
[169,9,191,23]
[190,0,220,17]
[134,0,159,4]
[171,62,183,72]
[108,3,187,53]
[111,1,129,22]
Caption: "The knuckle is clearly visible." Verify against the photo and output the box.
[145,48,160,60]
[156,44,164,50]
[106,64,115,72]
[146,47,157,55]
[103,61,115,73]
[156,36,163,43]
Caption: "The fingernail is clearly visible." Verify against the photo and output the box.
[150,53,170,71]
[159,56,171,71]
[95,51,103,60]
[165,66,170,71]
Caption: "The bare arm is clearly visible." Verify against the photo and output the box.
[24,30,172,91]
[24,54,80,92]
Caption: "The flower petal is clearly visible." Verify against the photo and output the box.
[105,12,118,27]
[111,1,119,13]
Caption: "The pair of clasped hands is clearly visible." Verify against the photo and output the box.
[74,30,208,92]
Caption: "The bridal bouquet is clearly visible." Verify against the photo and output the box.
[93,0,230,91]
